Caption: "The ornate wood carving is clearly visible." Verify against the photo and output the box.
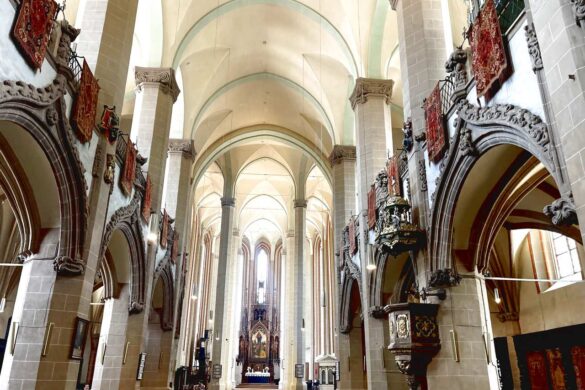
[445,47,468,104]
[418,160,427,192]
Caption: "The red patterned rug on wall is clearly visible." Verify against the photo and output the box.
[349,218,357,256]
[11,0,58,70]
[469,0,511,99]
[72,60,100,143]
[160,210,169,249]
[425,82,447,163]
[142,175,152,222]
[526,350,550,390]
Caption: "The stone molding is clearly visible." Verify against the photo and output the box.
[349,77,394,110]
[293,199,308,208]
[329,145,356,166]
[134,66,180,102]
[524,23,543,72]
[428,268,461,288]
[428,101,561,272]
[221,197,236,207]
[0,21,89,276]
[168,138,195,160]
[571,0,585,27]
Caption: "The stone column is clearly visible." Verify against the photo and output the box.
[349,78,394,389]
[526,0,585,241]
[91,285,131,390]
[392,1,491,388]
[164,139,195,384]
[119,67,179,388]
[282,233,296,389]
[293,199,307,390]
[208,196,236,390]
[329,146,356,389]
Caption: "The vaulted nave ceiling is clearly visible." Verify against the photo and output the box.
[118,0,403,171]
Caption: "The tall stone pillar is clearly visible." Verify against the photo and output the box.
[119,67,179,389]
[208,196,236,390]
[526,0,585,241]
[91,285,131,390]
[164,139,195,383]
[294,199,307,390]
[282,233,296,389]
[349,78,394,389]
[329,145,356,389]
[392,1,491,388]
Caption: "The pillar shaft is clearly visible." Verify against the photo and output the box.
[294,200,307,390]
[119,67,179,388]
[350,78,393,390]
[208,197,236,390]
[329,146,356,389]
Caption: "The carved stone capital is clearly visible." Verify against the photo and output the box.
[168,138,195,160]
[329,145,356,165]
[294,199,308,208]
[389,0,399,11]
[497,311,519,322]
[544,196,578,226]
[129,301,144,314]
[221,197,236,207]
[134,67,180,102]
[349,78,394,110]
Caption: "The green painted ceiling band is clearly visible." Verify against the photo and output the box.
[171,0,359,77]
[190,72,336,144]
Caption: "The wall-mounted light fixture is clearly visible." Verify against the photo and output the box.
[493,287,501,305]
[301,318,305,332]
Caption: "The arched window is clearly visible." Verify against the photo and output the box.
[257,249,268,304]
[549,232,582,280]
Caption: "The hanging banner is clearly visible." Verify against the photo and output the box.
[572,346,585,389]
[72,60,100,143]
[546,348,567,390]
[11,0,58,70]
[526,351,549,390]
[160,210,169,249]
[348,218,357,256]
[367,186,376,230]
[171,231,179,264]
[387,156,401,196]
[425,82,447,163]
[141,176,152,223]
[120,140,137,196]
[469,0,511,99]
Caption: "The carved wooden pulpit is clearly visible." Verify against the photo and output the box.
[387,303,441,390]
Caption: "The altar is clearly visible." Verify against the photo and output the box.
[245,372,270,384]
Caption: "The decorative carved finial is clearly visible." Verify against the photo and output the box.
[134,67,181,102]
[524,23,543,72]
[445,47,468,103]
[349,78,394,109]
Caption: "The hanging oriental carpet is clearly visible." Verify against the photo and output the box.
[72,60,100,143]
[469,0,511,99]
[12,0,58,70]
[425,82,446,163]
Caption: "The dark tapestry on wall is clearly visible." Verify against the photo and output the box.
[514,324,585,390]
[469,0,511,99]
[160,210,169,249]
[425,82,446,163]
[72,60,100,143]
[11,0,58,70]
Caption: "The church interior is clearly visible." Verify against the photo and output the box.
[1,0,585,389]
